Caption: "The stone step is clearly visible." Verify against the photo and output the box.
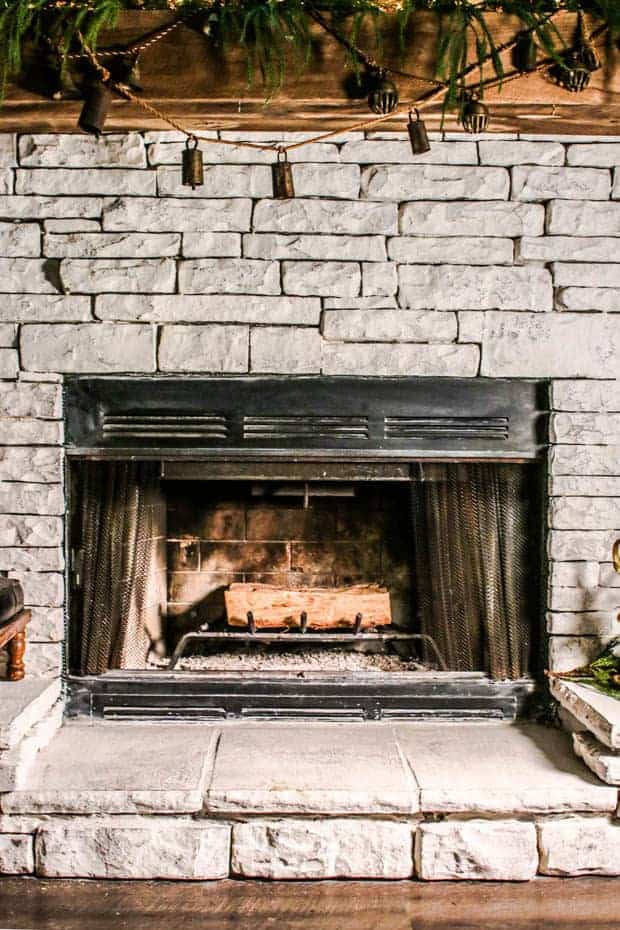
[0,680,61,751]
[0,701,63,791]
[573,732,620,786]
[550,678,620,750]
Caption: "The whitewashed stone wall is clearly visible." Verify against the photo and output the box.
[0,129,618,678]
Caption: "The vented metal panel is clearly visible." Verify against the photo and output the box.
[64,377,547,460]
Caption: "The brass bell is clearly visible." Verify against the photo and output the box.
[272,149,295,199]
[407,108,430,156]
[368,71,399,115]
[461,95,490,134]
[78,82,112,137]
[554,54,592,93]
[514,32,538,74]
[182,135,204,189]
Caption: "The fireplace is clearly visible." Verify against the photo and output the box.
[64,376,547,720]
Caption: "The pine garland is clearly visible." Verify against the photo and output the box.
[0,0,618,105]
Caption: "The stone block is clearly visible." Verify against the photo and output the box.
[231,820,414,879]
[0,134,15,165]
[0,834,34,874]
[567,143,620,167]
[292,164,360,200]
[0,295,91,323]
[362,165,509,201]
[28,607,64,642]
[61,258,175,294]
[103,197,252,232]
[547,200,620,236]
[552,380,620,413]
[0,447,61,483]
[159,325,248,373]
[548,636,602,672]
[399,267,552,312]
[399,201,544,237]
[600,563,620,587]
[182,233,241,258]
[149,139,337,165]
[253,199,397,235]
[550,561,601,588]
[0,701,63,791]
[0,260,58,294]
[549,581,619,609]
[18,642,62,678]
[548,530,617,562]
[21,324,155,373]
[250,328,321,374]
[0,549,63,573]
[44,219,101,232]
[557,287,620,312]
[324,296,397,310]
[0,515,62,548]
[0,383,61,419]
[551,412,620,445]
[0,196,104,220]
[35,818,230,879]
[18,133,146,168]
[16,169,155,197]
[362,262,397,297]
[0,222,40,257]
[538,817,620,876]
[96,294,320,326]
[388,237,513,265]
[178,259,280,295]
[549,678,620,750]
[573,733,620,785]
[551,445,620,476]
[243,234,386,262]
[339,139,477,165]
[512,167,610,201]
[157,164,271,198]
[546,611,614,636]
[322,308,457,343]
[322,343,479,377]
[0,350,18,378]
[0,419,62,445]
[520,237,620,263]
[45,232,180,258]
[478,312,620,378]
[0,484,64,516]
[479,141,565,166]
[0,678,61,749]
[551,496,620,531]
[282,261,360,297]
[553,263,620,288]
[416,820,538,881]
[457,311,485,343]
[16,572,64,607]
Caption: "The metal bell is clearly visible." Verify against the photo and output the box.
[182,136,204,189]
[78,82,112,137]
[407,108,430,156]
[461,96,490,134]
[514,32,537,73]
[554,54,592,93]
[272,149,295,199]
[368,72,399,115]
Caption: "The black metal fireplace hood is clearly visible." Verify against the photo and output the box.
[64,377,547,461]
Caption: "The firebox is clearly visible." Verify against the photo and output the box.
[64,377,547,720]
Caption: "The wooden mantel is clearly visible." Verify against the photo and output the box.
[2,10,620,135]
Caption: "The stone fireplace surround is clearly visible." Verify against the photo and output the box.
[0,128,618,879]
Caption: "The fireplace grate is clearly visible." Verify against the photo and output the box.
[384,416,509,441]
[243,416,370,440]
[102,414,229,441]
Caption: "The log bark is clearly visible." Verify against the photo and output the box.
[225,583,391,631]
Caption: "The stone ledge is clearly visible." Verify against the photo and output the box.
[538,816,620,877]
[416,820,538,881]
[0,700,63,791]
[550,678,620,750]
[573,732,620,785]
[0,679,61,750]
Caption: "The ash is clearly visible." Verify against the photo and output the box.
[150,648,428,673]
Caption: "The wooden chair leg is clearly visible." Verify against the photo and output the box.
[7,630,26,681]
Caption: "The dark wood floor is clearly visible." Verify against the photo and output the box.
[1,878,619,930]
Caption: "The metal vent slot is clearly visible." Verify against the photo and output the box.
[243,416,369,440]
[102,415,228,441]
[384,416,509,441]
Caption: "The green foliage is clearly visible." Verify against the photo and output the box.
[0,0,617,105]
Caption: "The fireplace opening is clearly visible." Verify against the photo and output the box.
[64,376,547,719]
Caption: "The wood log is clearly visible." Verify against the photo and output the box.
[225,583,391,631]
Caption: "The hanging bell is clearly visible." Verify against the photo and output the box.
[514,32,538,74]
[554,53,592,93]
[407,108,430,156]
[272,149,295,199]
[577,11,600,73]
[78,81,112,137]
[182,135,204,189]
[460,95,490,134]
[367,71,399,115]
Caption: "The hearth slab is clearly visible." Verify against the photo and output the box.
[205,723,419,815]
[1,722,219,814]
[395,722,618,814]
[549,678,620,749]
[0,679,61,750]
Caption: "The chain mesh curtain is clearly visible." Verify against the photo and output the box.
[411,463,536,680]
[78,462,158,675]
